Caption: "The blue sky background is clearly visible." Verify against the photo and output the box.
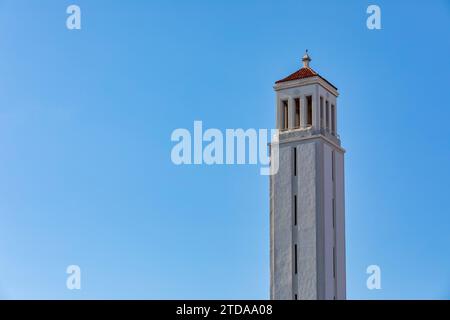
[0,0,449,299]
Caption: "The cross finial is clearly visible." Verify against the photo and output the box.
[302,49,311,68]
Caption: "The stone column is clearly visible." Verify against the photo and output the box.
[320,97,325,130]
[300,96,307,129]
[312,92,320,130]
[276,98,282,129]
[334,103,338,136]
[328,101,332,133]
[288,97,296,129]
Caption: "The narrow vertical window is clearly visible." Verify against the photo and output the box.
[331,104,336,135]
[332,150,336,199]
[293,147,297,176]
[333,247,336,279]
[320,96,324,129]
[294,195,297,226]
[332,150,336,229]
[294,244,298,275]
[325,100,330,131]
[332,199,336,228]
[283,100,288,130]
[306,96,312,126]
[332,151,335,181]
[294,98,300,128]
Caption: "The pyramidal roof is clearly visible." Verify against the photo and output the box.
[275,51,337,90]
[275,66,318,83]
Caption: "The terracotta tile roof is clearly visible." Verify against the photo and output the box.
[275,67,317,83]
[275,66,337,90]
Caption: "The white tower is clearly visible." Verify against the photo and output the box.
[270,52,346,300]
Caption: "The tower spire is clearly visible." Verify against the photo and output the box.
[302,49,311,68]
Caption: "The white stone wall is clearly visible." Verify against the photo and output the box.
[296,142,318,299]
[270,144,294,300]
[323,143,335,299]
[334,150,346,299]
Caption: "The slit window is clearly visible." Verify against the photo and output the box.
[293,147,297,176]
[332,151,335,181]
[294,244,298,275]
[333,247,336,278]
[332,199,336,228]
[294,195,297,226]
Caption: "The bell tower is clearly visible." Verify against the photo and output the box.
[270,51,346,300]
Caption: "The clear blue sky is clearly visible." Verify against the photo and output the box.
[0,0,449,299]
